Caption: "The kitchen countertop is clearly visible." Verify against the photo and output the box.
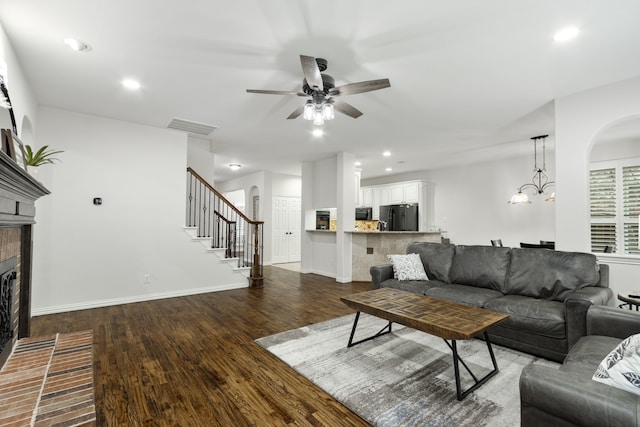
[346,230,441,234]
[307,230,442,234]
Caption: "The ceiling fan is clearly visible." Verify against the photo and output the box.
[246,55,391,125]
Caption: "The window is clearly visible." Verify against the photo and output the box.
[590,159,640,254]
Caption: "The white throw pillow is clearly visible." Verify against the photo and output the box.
[593,334,640,395]
[387,253,428,281]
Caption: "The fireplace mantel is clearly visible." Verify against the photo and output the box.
[0,150,49,223]
[0,149,49,367]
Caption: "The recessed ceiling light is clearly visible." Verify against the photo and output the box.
[355,161,362,166]
[312,128,324,137]
[122,79,141,90]
[553,26,579,42]
[229,164,241,171]
[385,167,392,172]
[64,38,91,52]
[383,151,391,157]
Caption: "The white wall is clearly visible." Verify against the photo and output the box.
[362,152,556,247]
[187,137,215,185]
[0,22,39,141]
[272,173,301,197]
[313,157,337,209]
[301,153,355,281]
[591,137,640,162]
[425,154,556,247]
[31,107,247,314]
[555,75,640,305]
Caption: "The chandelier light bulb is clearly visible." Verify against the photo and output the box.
[508,191,531,204]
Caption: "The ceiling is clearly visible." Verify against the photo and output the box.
[1,1,639,182]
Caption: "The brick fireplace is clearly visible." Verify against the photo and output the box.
[0,149,49,368]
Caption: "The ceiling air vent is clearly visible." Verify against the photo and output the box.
[167,118,218,137]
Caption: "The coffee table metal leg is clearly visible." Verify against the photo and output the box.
[347,311,393,347]
[446,331,500,401]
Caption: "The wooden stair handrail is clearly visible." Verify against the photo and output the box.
[187,167,263,226]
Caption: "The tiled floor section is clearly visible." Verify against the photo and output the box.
[0,331,96,427]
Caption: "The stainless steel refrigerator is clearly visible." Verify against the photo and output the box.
[379,204,419,231]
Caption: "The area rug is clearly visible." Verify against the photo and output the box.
[256,314,559,427]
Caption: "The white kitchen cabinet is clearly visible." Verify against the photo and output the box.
[361,180,429,227]
[355,169,362,206]
[388,184,404,204]
[362,187,373,207]
[388,181,421,204]
[403,181,421,203]
[372,187,381,219]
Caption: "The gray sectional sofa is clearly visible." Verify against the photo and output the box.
[370,242,612,362]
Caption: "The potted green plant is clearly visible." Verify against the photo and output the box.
[24,145,63,178]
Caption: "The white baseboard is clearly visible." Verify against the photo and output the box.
[31,282,248,316]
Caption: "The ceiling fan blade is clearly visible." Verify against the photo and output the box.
[247,89,306,96]
[331,98,363,119]
[287,105,305,120]
[329,78,391,96]
[300,55,323,91]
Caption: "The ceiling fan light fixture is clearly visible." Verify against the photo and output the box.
[303,101,314,120]
[322,102,335,120]
[313,109,325,126]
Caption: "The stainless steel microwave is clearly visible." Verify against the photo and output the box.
[355,207,372,220]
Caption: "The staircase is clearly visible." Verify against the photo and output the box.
[185,167,264,287]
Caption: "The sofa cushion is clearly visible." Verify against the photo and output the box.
[484,295,565,339]
[387,253,428,281]
[425,284,502,308]
[448,245,511,292]
[406,242,455,283]
[562,335,620,374]
[380,279,442,295]
[505,249,599,302]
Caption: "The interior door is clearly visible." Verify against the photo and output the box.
[272,196,301,264]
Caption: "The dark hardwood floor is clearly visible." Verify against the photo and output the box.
[31,266,372,426]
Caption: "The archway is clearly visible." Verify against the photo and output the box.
[588,115,640,254]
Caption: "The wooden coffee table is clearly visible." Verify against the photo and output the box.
[340,288,509,400]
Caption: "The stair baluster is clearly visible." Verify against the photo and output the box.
[186,168,263,287]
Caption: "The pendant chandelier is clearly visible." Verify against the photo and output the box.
[508,134,555,204]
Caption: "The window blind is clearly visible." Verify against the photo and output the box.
[623,165,640,218]
[591,223,616,253]
[590,168,616,217]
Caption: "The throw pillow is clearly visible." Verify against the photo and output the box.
[387,253,428,281]
[593,334,640,395]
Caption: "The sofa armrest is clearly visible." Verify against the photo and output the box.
[565,287,614,350]
[588,305,640,339]
[370,264,393,289]
[520,365,639,427]
[597,263,610,288]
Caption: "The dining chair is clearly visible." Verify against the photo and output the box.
[491,239,503,247]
